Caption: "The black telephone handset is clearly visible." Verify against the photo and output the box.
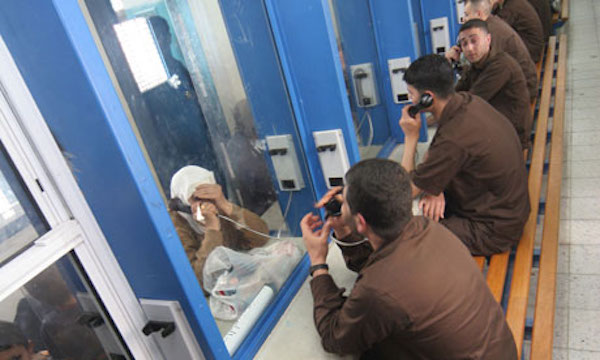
[407,93,434,118]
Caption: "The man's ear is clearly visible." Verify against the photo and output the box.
[355,213,368,234]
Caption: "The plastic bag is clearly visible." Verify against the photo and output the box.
[203,240,302,320]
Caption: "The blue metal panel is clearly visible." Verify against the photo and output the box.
[420,0,461,55]
[367,0,428,142]
[217,0,315,236]
[331,0,392,145]
[263,0,361,197]
[0,1,227,358]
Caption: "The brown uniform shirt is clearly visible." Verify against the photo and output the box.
[456,51,533,149]
[527,0,552,41]
[493,0,545,62]
[412,93,530,254]
[310,217,517,359]
[487,15,538,100]
[169,204,269,290]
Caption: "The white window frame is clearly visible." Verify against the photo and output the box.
[0,34,164,360]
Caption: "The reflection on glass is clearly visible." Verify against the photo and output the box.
[0,254,128,359]
[84,0,308,347]
[0,143,48,264]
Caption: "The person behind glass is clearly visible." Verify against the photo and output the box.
[144,16,223,194]
[168,166,269,290]
[301,159,517,359]
[0,321,38,360]
[400,54,530,256]
[447,19,532,151]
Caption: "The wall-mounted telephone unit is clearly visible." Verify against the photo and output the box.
[430,17,451,55]
[350,62,379,108]
[456,0,466,24]
[265,135,305,191]
[313,129,350,189]
[388,57,412,104]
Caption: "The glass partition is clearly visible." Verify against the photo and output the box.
[1,254,128,359]
[81,0,314,350]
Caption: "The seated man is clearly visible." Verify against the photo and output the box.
[464,0,538,101]
[301,159,517,359]
[491,0,545,62]
[168,165,269,289]
[527,0,552,41]
[450,19,532,150]
[401,54,530,256]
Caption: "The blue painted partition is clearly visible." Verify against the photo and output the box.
[216,0,316,236]
[330,0,392,145]
[368,0,429,143]
[0,1,228,359]
[420,0,461,54]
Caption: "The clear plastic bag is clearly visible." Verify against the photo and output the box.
[203,240,302,320]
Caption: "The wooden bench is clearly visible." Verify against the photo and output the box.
[552,0,569,25]
[472,34,567,359]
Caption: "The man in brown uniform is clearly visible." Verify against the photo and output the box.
[401,55,530,255]
[301,159,517,359]
[464,0,538,101]
[451,19,532,149]
[527,0,552,41]
[491,0,545,62]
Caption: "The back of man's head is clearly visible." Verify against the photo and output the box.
[345,159,412,241]
[0,321,27,352]
[460,18,490,34]
[466,0,493,17]
[403,54,454,99]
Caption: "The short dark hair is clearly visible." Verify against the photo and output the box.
[460,19,490,34]
[0,321,27,351]
[465,0,492,15]
[403,54,454,99]
[345,159,412,241]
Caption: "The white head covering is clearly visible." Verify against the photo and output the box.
[170,165,216,204]
[170,165,217,234]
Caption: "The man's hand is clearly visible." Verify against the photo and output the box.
[418,193,446,222]
[194,202,221,230]
[300,213,330,265]
[315,186,352,238]
[399,105,422,139]
[445,45,461,63]
[192,184,233,216]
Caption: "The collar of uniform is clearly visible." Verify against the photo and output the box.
[473,50,492,70]
[361,216,427,267]
[437,93,465,127]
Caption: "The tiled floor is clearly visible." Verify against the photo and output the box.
[553,1,600,358]
[257,1,600,358]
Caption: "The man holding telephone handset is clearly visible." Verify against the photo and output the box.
[399,54,530,256]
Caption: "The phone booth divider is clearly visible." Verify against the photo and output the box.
[0,1,228,359]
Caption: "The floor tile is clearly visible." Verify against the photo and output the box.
[570,245,600,274]
[569,309,600,351]
[568,145,600,162]
[554,306,569,349]
[556,273,570,309]
[568,274,600,310]
[562,178,600,197]
[569,349,600,359]
[557,245,570,275]
[563,160,600,178]
[560,220,600,245]
[552,348,568,360]
[570,131,600,146]
[560,198,600,220]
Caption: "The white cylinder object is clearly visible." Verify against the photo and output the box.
[223,285,275,354]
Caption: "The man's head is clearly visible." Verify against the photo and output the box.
[341,159,412,244]
[0,321,33,360]
[403,54,454,112]
[464,0,493,21]
[458,19,492,64]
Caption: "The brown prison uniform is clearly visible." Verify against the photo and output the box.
[169,203,269,290]
[527,0,552,41]
[310,216,518,359]
[493,0,545,62]
[412,92,530,255]
[487,14,538,101]
[456,51,533,149]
